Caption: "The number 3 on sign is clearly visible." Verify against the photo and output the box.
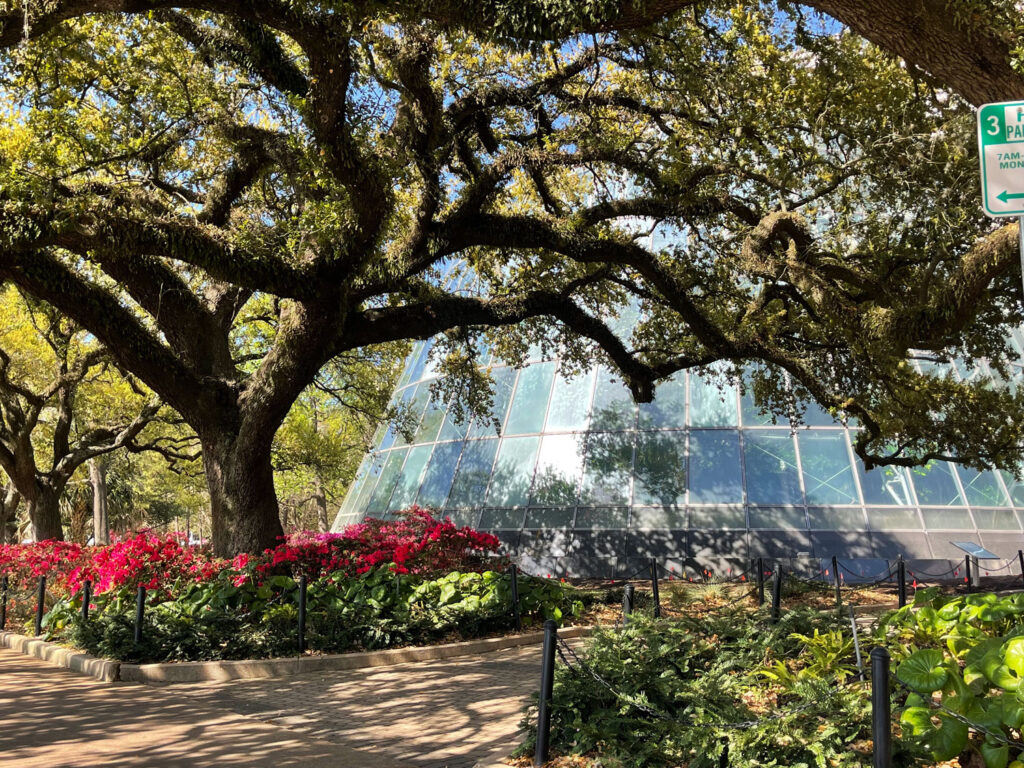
[989,115,1001,135]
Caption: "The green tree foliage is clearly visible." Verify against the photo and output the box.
[1,1,1024,553]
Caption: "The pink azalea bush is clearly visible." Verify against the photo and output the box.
[0,508,503,604]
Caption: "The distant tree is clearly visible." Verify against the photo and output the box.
[2,1,1024,554]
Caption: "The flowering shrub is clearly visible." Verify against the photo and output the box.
[249,506,503,581]
[0,539,89,594]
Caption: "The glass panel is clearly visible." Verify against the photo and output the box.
[741,388,788,426]
[630,506,687,529]
[749,506,806,530]
[479,508,525,529]
[800,401,843,427]
[545,369,595,431]
[395,383,430,447]
[688,430,743,503]
[485,436,540,508]
[404,341,431,385]
[857,456,915,507]
[530,433,584,506]
[469,366,518,437]
[689,505,745,528]
[388,445,433,511]
[580,431,634,505]
[808,507,867,530]
[911,462,966,507]
[416,441,464,509]
[743,431,803,505]
[445,509,481,528]
[1000,469,1024,506]
[414,389,447,443]
[437,402,469,442]
[689,375,738,427]
[366,449,408,514]
[351,453,386,515]
[921,507,974,530]
[633,431,686,507]
[974,509,1020,530]
[590,368,636,430]
[958,468,1011,507]
[505,362,555,435]
[524,507,575,528]
[797,431,858,505]
[338,455,371,517]
[447,439,499,508]
[867,507,922,530]
[575,507,629,529]
[638,374,686,429]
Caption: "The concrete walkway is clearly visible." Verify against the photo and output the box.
[0,642,549,768]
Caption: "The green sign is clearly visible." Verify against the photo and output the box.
[978,100,1024,217]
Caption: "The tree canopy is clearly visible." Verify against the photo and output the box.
[2,0,1024,555]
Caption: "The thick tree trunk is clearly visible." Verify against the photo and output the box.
[202,431,285,557]
[0,482,20,544]
[25,482,64,542]
[89,458,109,546]
[314,476,329,533]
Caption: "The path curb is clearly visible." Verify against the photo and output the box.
[121,624,594,683]
[0,630,119,682]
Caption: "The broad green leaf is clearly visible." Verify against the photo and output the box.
[898,649,948,693]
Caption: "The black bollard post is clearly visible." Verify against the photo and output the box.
[650,558,661,619]
[134,586,145,645]
[770,565,782,624]
[622,584,634,626]
[832,555,842,611]
[534,619,557,768]
[297,574,307,654]
[871,647,892,768]
[510,564,522,632]
[0,574,7,630]
[34,575,46,636]
[756,557,765,606]
[897,558,906,608]
[81,579,92,622]
[965,555,972,593]
[1019,550,1024,588]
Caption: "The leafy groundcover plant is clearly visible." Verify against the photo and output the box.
[517,589,1024,768]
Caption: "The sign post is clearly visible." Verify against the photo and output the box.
[978,101,1024,294]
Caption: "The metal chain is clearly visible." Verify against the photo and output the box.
[894,677,1024,750]
[837,561,897,586]
[907,563,960,579]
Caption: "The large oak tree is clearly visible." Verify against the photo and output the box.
[2,0,1024,555]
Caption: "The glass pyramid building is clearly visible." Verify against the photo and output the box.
[333,323,1024,579]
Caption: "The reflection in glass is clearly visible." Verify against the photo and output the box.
[973,509,1020,530]
[921,507,973,529]
[743,431,802,505]
[580,431,633,505]
[748,506,806,530]
[631,506,687,529]
[689,377,738,427]
[591,368,636,430]
[797,431,858,505]
[867,507,922,530]
[486,436,540,507]
[366,449,408,513]
[447,439,499,508]
[479,508,526,529]
[546,369,595,431]
[638,374,686,429]
[688,430,743,503]
[958,467,1011,507]
[689,505,745,528]
[416,441,463,508]
[530,433,584,506]
[505,362,555,435]
[1000,469,1024,506]
[741,388,788,427]
[856,457,914,507]
[633,431,686,506]
[808,507,867,530]
[414,389,447,443]
[574,507,629,529]
[469,367,517,437]
[524,507,575,528]
[911,462,966,507]
[389,445,433,510]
